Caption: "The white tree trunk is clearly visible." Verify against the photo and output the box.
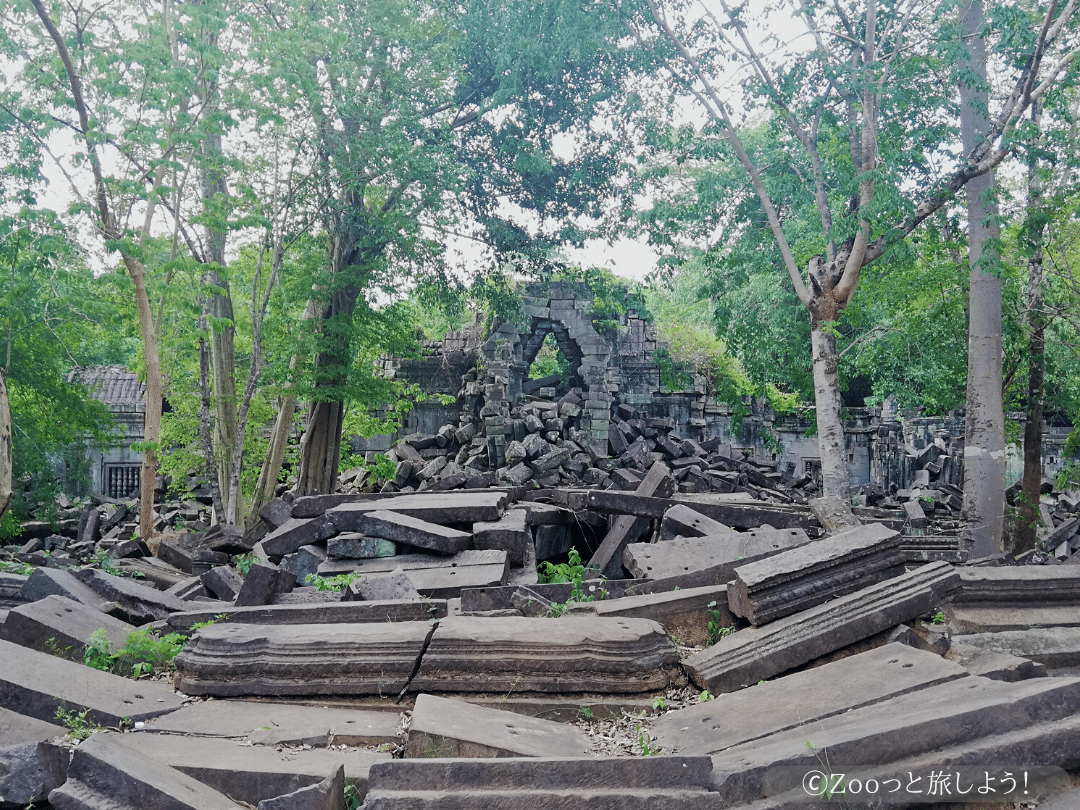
[959,0,1005,556]
[811,321,850,498]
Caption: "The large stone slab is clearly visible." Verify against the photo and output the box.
[130,732,389,806]
[353,510,471,555]
[319,550,508,598]
[0,706,69,805]
[73,568,187,625]
[952,627,1080,668]
[727,522,904,625]
[586,490,813,530]
[328,492,507,532]
[652,643,968,755]
[567,585,736,648]
[258,765,345,810]
[588,461,675,578]
[660,504,736,541]
[19,567,109,610]
[174,622,433,697]
[362,757,716,810]
[459,579,639,613]
[707,675,1080,805]
[0,594,135,661]
[406,694,591,758]
[0,639,184,726]
[410,616,678,694]
[624,527,809,582]
[948,603,1080,633]
[145,700,400,746]
[0,571,30,608]
[472,509,530,567]
[167,600,446,634]
[49,732,244,810]
[955,566,1080,602]
[262,516,336,559]
[682,561,961,694]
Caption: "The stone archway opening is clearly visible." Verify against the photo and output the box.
[521,327,584,395]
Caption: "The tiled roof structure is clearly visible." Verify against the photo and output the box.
[70,365,146,407]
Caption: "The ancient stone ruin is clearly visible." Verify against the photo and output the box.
[3,282,1080,808]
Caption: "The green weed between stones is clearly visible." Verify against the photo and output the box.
[706,601,735,646]
[305,572,364,591]
[83,628,188,678]
[55,705,102,742]
[538,547,607,616]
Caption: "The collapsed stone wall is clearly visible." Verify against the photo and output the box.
[357,282,1073,493]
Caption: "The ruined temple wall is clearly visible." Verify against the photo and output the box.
[353,284,1075,492]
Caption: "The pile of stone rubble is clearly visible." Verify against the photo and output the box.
[3,475,1080,809]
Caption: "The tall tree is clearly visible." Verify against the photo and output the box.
[626,0,1079,499]
[958,0,1006,555]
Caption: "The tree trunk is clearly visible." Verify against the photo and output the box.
[200,130,240,521]
[297,398,346,495]
[248,388,297,525]
[1017,252,1045,553]
[810,319,849,497]
[124,255,164,541]
[959,0,1005,557]
[0,369,11,520]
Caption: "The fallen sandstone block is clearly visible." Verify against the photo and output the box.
[48,732,244,810]
[951,627,1080,669]
[174,622,434,697]
[362,756,716,810]
[167,600,446,634]
[652,643,968,756]
[406,693,591,758]
[0,594,134,661]
[353,510,471,555]
[727,522,904,625]
[410,616,679,694]
[73,567,188,625]
[145,699,400,747]
[0,638,184,726]
[319,549,509,599]
[682,560,961,694]
[0,707,69,806]
[127,731,389,806]
[566,584,736,648]
[623,527,809,583]
[706,675,1080,805]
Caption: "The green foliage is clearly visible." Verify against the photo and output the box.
[236,553,262,577]
[0,558,34,575]
[528,333,572,385]
[698,690,714,703]
[538,548,605,616]
[365,454,397,486]
[83,628,187,678]
[55,705,101,741]
[0,208,125,519]
[636,724,660,756]
[931,610,947,626]
[190,613,228,632]
[305,572,364,592]
[0,511,23,542]
[706,601,734,647]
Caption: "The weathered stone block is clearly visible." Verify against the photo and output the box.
[682,561,961,694]
[354,510,471,555]
[48,732,245,810]
[0,594,134,661]
[174,622,433,697]
[261,516,336,559]
[411,616,678,694]
[406,694,591,758]
[74,568,188,625]
[0,639,184,726]
[347,568,421,602]
[0,707,69,805]
[727,522,905,625]
[472,510,530,567]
